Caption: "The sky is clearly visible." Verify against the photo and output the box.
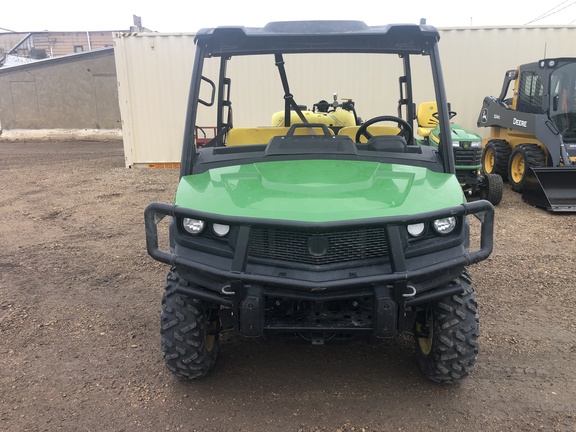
[2,0,576,33]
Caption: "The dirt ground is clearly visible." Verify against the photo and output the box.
[1,140,575,432]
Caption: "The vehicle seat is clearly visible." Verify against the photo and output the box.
[416,102,438,138]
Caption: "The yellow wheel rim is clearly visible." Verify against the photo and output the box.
[204,310,218,352]
[483,147,495,173]
[510,152,525,184]
[416,312,433,356]
[205,336,215,352]
[205,324,216,352]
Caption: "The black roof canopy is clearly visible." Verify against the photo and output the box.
[194,21,441,56]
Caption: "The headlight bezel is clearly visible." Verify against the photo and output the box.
[432,217,458,236]
[182,218,206,235]
[212,223,231,237]
[406,217,459,240]
[407,222,426,238]
[180,217,232,239]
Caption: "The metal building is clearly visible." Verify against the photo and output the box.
[0,47,120,132]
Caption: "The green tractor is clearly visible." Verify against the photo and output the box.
[145,21,494,384]
[416,102,503,205]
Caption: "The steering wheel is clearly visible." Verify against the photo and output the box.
[355,115,413,144]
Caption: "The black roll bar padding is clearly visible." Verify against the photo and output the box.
[462,199,494,264]
[144,202,177,266]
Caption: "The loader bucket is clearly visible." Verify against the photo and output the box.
[522,167,576,212]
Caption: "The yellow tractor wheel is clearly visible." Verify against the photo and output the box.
[483,146,496,173]
[507,144,546,192]
[509,151,526,185]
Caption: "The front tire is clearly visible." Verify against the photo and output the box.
[482,140,511,179]
[480,173,503,205]
[160,270,220,379]
[414,273,479,384]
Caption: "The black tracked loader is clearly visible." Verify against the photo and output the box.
[477,58,576,212]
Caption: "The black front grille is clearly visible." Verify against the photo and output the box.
[248,227,388,265]
[454,148,482,166]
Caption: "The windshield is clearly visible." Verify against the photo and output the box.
[193,52,436,146]
[550,62,576,142]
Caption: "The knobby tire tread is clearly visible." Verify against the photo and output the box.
[160,270,219,380]
[415,272,479,384]
[483,140,511,179]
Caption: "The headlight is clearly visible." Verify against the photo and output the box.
[452,141,461,147]
[432,217,457,235]
[182,218,205,235]
[407,222,426,237]
[212,223,230,237]
[460,141,482,149]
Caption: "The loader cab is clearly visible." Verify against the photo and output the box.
[512,58,576,142]
[548,60,576,142]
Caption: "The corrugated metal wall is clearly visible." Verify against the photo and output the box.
[115,26,576,168]
[114,33,196,167]
[439,26,576,135]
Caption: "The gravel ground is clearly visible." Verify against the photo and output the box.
[0,140,575,432]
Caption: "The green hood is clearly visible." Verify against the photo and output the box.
[430,123,482,146]
[175,159,463,222]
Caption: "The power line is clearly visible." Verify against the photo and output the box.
[525,1,576,25]
[525,0,572,24]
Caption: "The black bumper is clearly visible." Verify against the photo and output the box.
[145,201,493,317]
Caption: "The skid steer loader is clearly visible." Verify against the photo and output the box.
[477,58,576,212]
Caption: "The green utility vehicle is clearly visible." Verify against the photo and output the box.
[145,21,494,383]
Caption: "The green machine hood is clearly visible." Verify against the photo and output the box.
[429,123,483,146]
[175,159,463,222]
